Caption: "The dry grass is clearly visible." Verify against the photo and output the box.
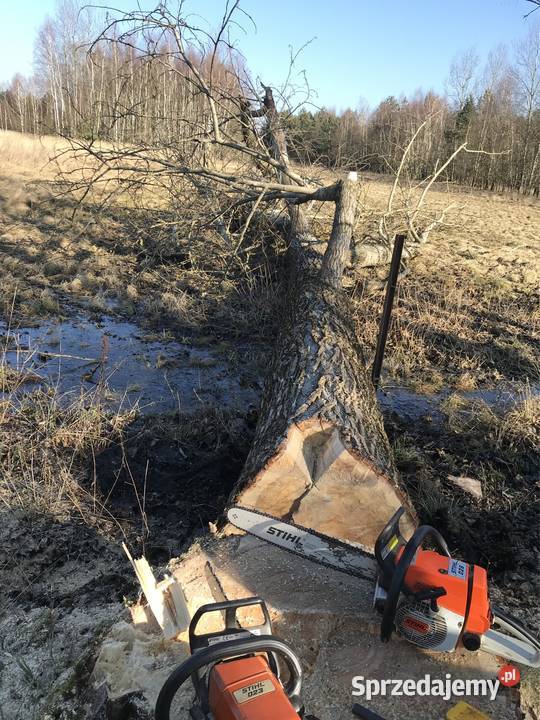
[282,165,540,388]
[501,391,540,450]
[0,380,136,522]
[0,129,538,385]
[387,384,539,592]
[346,181,540,388]
[441,387,540,457]
[0,364,43,393]
[0,130,66,176]
[0,130,284,337]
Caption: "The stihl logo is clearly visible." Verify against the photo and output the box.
[498,665,520,687]
[402,616,430,635]
[267,526,301,544]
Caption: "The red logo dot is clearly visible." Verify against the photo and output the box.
[498,664,521,687]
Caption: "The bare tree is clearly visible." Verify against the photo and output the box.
[3,1,540,195]
[446,48,479,108]
[512,23,540,189]
[353,112,504,273]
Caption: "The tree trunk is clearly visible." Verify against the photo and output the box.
[230,171,415,549]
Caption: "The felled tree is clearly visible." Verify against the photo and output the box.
[62,1,422,547]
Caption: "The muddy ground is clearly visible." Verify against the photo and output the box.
[1,321,537,719]
[0,131,539,718]
[0,405,253,719]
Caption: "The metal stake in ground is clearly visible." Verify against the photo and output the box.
[371,234,406,389]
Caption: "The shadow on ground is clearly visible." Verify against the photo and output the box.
[384,409,539,627]
[93,407,256,563]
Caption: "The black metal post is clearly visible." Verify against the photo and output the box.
[371,234,405,389]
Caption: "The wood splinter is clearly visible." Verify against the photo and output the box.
[123,543,190,639]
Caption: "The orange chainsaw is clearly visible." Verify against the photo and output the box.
[155,596,318,720]
[227,506,540,668]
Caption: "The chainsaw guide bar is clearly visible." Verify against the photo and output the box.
[227,505,378,582]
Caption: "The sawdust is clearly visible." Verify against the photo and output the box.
[92,621,188,709]
[88,536,534,720]
[0,130,538,719]
[0,604,119,719]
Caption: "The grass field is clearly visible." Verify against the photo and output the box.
[1,129,538,384]
[0,129,538,718]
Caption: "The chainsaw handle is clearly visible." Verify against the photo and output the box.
[189,596,273,648]
[155,635,302,720]
[380,524,450,643]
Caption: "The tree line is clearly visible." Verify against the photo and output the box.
[286,36,540,195]
[1,0,539,195]
[0,2,241,152]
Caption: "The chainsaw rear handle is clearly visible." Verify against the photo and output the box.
[380,524,451,643]
[155,635,303,720]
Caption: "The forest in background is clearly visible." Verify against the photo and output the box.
[1,1,540,195]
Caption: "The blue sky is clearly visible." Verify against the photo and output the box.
[0,0,536,109]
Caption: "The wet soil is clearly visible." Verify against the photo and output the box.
[384,411,539,632]
[1,139,538,718]
[93,407,257,563]
[2,307,537,587]
[0,403,255,719]
[378,381,540,422]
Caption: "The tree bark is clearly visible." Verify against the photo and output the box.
[320,172,358,287]
[230,173,415,549]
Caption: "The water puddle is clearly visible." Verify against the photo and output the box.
[2,312,536,421]
[1,313,262,414]
[378,382,539,422]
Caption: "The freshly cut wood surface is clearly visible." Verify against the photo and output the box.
[233,280,415,547]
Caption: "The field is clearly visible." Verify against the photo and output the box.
[0,129,539,718]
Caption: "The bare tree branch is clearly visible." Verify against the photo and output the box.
[524,0,540,17]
